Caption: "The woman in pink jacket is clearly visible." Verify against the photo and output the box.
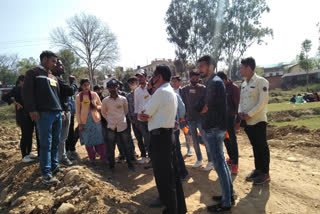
[76,79,106,163]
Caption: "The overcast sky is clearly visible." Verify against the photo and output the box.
[1,0,320,69]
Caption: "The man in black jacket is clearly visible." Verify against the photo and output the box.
[198,55,234,213]
[23,50,62,185]
[2,75,39,162]
[52,59,77,167]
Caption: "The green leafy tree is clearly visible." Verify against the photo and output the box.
[165,0,192,73]
[17,57,38,75]
[0,54,19,85]
[57,49,80,80]
[222,0,273,78]
[166,0,272,77]
[51,13,119,87]
[299,39,314,91]
[166,0,226,66]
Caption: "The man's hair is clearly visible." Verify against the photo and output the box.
[197,55,216,66]
[217,71,228,81]
[40,50,57,62]
[16,75,25,86]
[154,65,171,82]
[189,70,200,77]
[171,75,181,81]
[241,57,256,71]
[93,85,101,91]
[127,76,138,83]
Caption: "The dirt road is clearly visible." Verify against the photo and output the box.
[0,125,319,213]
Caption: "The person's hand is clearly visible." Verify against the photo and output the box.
[79,124,84,132]
[139,110,149,121]
[235,122,240,131]
[242,114,251,121]
[15,102,23,110]
[62,112,66,120]
[29,112,40,121]
[201,104,208,114]
[69,75,76,83]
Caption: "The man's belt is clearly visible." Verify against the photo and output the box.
[150,128,172,135]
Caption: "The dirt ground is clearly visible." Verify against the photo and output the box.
[0,124,320,214]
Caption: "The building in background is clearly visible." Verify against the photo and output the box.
[282,70,320,88]
[136,58,176,77]
[263,62,290,89]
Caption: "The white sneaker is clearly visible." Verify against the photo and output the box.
[27,153,37,159]
[138,157,146,164]
[203,162,214,171]
[192,160,203,168]
[22,156,34,163]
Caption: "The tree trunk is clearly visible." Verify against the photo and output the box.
[306,70,309,92]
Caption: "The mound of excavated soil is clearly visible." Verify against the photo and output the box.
[268,108,320,122]
[1,124,320,214]
[0,125,141,214]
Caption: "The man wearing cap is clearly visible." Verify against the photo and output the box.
[238,57,270,185]
[181,70,213,171]
[134,69,151,164]
[101,79,134,170]
[139,65,187,214]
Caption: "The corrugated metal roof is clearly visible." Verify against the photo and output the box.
[262,62,291,69]
[282,69,320,78]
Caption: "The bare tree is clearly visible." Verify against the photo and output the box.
[50,13,119,85]
[0,54,19,70]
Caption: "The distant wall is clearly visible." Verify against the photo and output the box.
[266,76,282,89]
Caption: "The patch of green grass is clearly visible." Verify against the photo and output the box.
[270,118,320,130]
[268,102,320,112]
[0,104,17,128]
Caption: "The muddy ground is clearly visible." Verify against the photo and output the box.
[0,124,319,214]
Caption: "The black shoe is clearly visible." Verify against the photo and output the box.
[60,158,73,167]
[253,174,270,185]
[207,203,231,213]
[180,174,189,182]
[149,198,163,208]
[245,170,261,182]
[52,166,65,175]
[144,163,153,169]
[42,175,58,185]
[212,195,235,205]
[128,166,136,171]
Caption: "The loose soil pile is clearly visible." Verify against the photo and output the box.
[0,124,319,214]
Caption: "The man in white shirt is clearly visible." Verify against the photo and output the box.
[238,57,270,185]
[101,79,134,171]
[134,69,151,164]
[139,65,187,214]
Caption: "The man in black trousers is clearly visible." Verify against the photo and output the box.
[238,57,270,185]
[139,65,187,214]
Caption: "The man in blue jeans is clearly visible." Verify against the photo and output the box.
[181,70,212,171]
[23,51,62,185]
[198,55,234,212]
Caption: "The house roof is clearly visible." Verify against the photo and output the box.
[262,62,291,69]
[282,69,320,78]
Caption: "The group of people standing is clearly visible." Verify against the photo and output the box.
[2,50,271,213]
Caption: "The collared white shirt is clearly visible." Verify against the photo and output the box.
[144,83,177,131]
[174,88,180,95]
[239,73,269,125]
[101,95,128,132]
[134,85,151,121]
